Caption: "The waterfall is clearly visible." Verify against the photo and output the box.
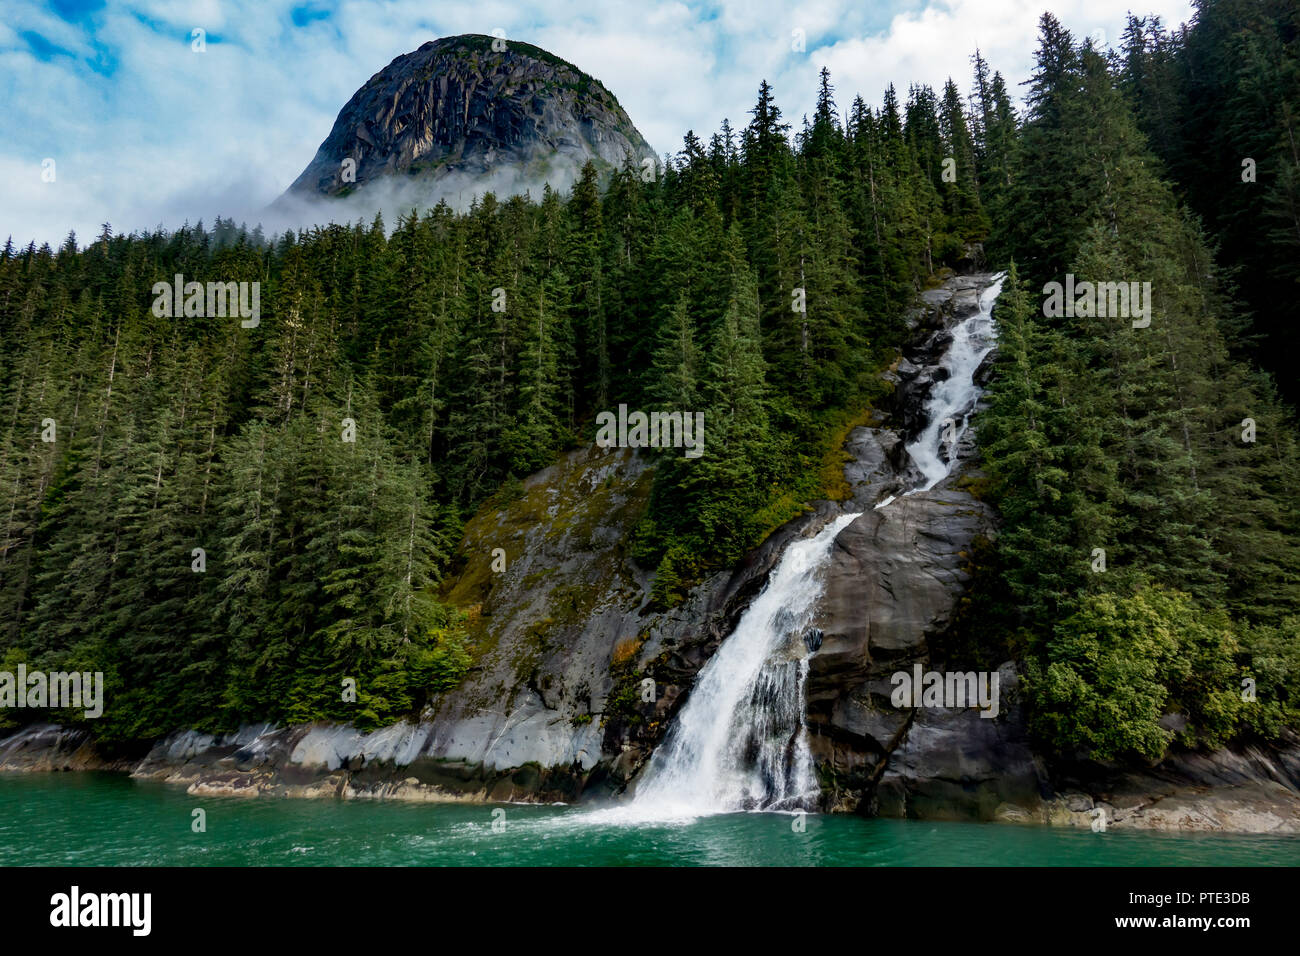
[877,274,1006,508]
[629,513,860,816]
[627,275,1005,817]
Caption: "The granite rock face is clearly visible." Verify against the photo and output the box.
[0,723,138,772]
[7,273,1300,832]
[423,442,826,796]
[799,274,1300,831]
[0,442,814,805]
[281,34,653,206]
[804,273,1035,813]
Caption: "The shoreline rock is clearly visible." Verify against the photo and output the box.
[4,272,1298,836]
[4,718,1298,832]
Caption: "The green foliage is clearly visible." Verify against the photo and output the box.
[1238,618,1300,738]
[647,543,696,611]
[978,12,1300,763]
[1,63,975,742]
[1027,588,1242,761]
[3,19,1294,770]
[1117,1,1300,402]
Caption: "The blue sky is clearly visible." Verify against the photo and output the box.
[1,0,1195,246]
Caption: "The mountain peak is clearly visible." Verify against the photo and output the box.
[282,34,653,205]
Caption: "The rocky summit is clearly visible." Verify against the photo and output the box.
[281,34,654,206]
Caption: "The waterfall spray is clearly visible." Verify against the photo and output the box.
[630,275,1006,817]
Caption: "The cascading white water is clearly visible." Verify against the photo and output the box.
[629,512,861,817]
[624,276,1006,819]
[878,274,1005,508]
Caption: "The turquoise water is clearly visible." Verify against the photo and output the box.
[2,772,1297,866]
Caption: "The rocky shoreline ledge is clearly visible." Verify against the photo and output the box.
[5,272,1299,836]
[4,718,1299,833]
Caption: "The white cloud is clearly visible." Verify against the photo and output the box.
[799,0,1196,118]
[0,0,1195,247]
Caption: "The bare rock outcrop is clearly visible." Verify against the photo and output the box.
[8,273,1299,832]
[280,34,653,209]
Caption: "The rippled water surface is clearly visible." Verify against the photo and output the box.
[2,773,1297,866]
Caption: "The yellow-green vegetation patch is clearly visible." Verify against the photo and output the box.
[924,267,956,289]
[953,471,994,500]
[745,403,881,547]
[818,405,880,502]
[603,631,654,728]
[440,447,657,690]
[611,636,641,669]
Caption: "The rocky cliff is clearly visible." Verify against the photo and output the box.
[279,34,653,210]
[6,273,1299,832]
